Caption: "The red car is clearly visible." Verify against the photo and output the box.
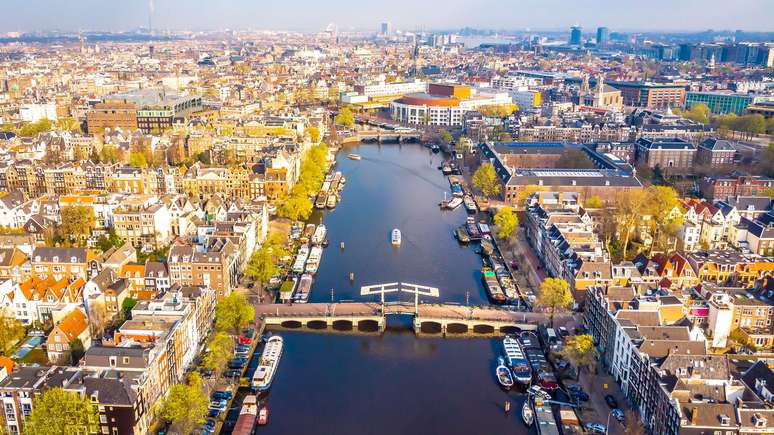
[538,372,558,391]
[238,336,252,345]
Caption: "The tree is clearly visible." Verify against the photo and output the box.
[200,332,234,377]
[96,228,124,252]
[159,373,209,435]
[59,206,96,247]
[560,334,598,380]
[307,126,321,143]
[478,104,518,118]
[18,118,52,137]
[515,185,548,205]
[277,192,313,220]
[128,151,148,168]
[86,299,107,339]
[439,129,453,145]
[55,117,81,133]
[0,308,25,355]
[613,189,650,259]
[585,195,603,209]
[25,388,100,434]
[471,163,501,198]
[100,144,120,163]
[682,103,710,124]
[121,297,138,320]
[534,278,573,326]
[215,292,255,334]
[493,206,519,240]
[69,338,85,364]
[646,185,682,253]
[334,106,354,127]
[246,246,279,290]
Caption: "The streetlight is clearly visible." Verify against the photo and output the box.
[605,409,615,435]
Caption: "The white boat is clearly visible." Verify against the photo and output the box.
[312,225,327,245]
[291,245,310,273]
[504,336,533,384]
[444,197,463,210]
[496,356,514,389]
[251,336,284,392]
[463,195,478,213]
[522,399,534,427]
[391,228,401,246]
[305,246,323,274]
[326,195,337,209]
[347,153,362,160]
[293,273,313,303]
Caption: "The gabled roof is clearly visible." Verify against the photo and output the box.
[52,309,88,342]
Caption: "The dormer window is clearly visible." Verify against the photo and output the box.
[754,413,767,428]
[719,414,730,426]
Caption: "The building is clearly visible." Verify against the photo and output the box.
[353,80,427,99]
[46,308,91,364]
[112,196,171,251]
[596,27,609,46]
[699,174,774,202]
[167,241,238,299]
[746,101,774,118]
[31,247,96,281]
[696,137,736,167]
[685,91,757,115]
[86,101,139,135]
[391,83,512,126]
[634,137,696,174]
[91,89,202,134]
[569,26,582,46]
[19,103,57,122]
[609,81,687,109]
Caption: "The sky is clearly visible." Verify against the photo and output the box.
[1,0,773,33]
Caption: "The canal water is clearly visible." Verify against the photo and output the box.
[234,144,533,435]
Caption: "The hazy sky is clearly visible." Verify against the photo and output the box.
[2,0,773,33]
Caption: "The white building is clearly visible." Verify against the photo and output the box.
[19,103,58,123]
[391,90,512,126]
[354,80,427,98]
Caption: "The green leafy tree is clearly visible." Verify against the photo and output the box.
[559,334,598,380]
[535,278,573,326]
[646,185,682,253]
[334,106,355,127]
[96,228,124,252]
[128,151,148,168]
[121,297,138,320]
[25,388,100,434]
[277,192,313,220]
[215,292,255,334]
[307,126,321,143]
[471,163,501,198]
[159,373,209,435]
[99,144,120,163]
[585,195,603,208]
[682,103,710,124]
[55,117,81,133]
[245,235,288,291]
[613,188,650,259]
[69,338,85,364]
[0,308,25,355]
[439,129,453,145]
[59,206,96,247]
[18,118,52,137]
[493,206,518,239]
[200,332,234,376]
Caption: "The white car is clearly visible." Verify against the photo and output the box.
[585,422,606,434]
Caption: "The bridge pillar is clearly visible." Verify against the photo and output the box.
[378,316,386,332]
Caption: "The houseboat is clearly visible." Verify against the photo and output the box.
[251,336,284,392]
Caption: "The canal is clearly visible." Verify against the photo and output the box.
[229,143,533,435]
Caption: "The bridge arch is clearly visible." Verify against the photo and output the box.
[357,319,380,332]
[446,323,469,334]
[281,320,302,329]
[472,324,496,334]
[419,321,443,334]
[332,320,354,331]
[307,320,328,330]
[500,325,521,334]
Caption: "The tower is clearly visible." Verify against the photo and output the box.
[569,25,582,46]
[596,27,609,47]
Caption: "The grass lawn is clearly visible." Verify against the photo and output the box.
[19,348,48,365]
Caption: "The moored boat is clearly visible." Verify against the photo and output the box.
[391,228,401,246]
[305,246,322,274]
[522,399,534,427]
[315,194,327,209]
[463,195,477,213]
[482,267,507,303]
[257,405,269,425]
[293,273,313,303]
[503,336,533,384]
[450,183,464,197]
[279,276,298,302]
[454,227,471,243]
[444,196,463,210]
[251,336,284,392]
[326,194,337,209]
[291,244,310,273]
[232,395,258,435]
[495,356,514,389]
[312,225,327,245]
[347,153,362,160]
[467,222,482,239]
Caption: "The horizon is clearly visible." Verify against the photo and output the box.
[1,0,773,34]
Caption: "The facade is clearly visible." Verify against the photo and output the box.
[696,137,736,167]
[699,174,774,202]
[685,91,756,115]
[635,137,696,173]
[391,84,512,126]
[86,101,139,135]
[31,247,95,281]
[609,81,687,109]
[167,242,238,299]
[353,80,427,98]
[46,308,91,364]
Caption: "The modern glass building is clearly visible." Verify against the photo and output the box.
[685,91,754,115]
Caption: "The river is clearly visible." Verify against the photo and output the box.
[226,143,532,435]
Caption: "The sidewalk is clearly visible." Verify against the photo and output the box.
[568,362,627,435]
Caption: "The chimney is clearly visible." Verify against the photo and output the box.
[691,407,699,425]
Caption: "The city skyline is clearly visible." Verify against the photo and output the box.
[1,0,773,33]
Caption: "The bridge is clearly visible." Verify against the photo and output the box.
[340,130,422,144]
[254,302,574,335]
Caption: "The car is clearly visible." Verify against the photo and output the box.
[238,336,252,345]
[211,390,233,401]
[605,394,619,409]
[207,409,221,419]
[234,351,250,358]
[235,344,250,352]
[243,328,255,337]
[555,359,571,370]
[223,369,241,378]
[557,326,570,338]
[571,390,589,402]
[612,408,625,422]
[566,384,583,393]
[208,400,227,412]
[198,368,214,378]
[585,422,606,434]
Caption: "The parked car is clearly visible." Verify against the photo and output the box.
[605,394,619,409]
[207,409,221,419]
[555,359,571,370]
[243,328,255,337]
[612,408,625,422]
[235,344,250,353]
[238,336,252,345]
[223,369,242,378]
[570,390,589,402]
[585,422,606,434]
[234,351,250,359]
[211,390,232,401]
[202,419,216,434]
[208,400,227,412]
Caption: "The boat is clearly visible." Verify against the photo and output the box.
[232,395,258,435]
[467,222,482,239]
[482,267,507,303]
[305,246,323,274]
[257,405,269,425]
[293,273,313,303]
[533,396,560,435]
[279,276,297,302]
[503,336,533,384]
[251,336,284,391]
[495,356,514,389]
[430,144,440,153]
[444,196,463,210]
[463,196,477,213]
[478,223,491,235]
[450,183,464,197]
[291,245,310,273]
[522,399,534,427]
[391,228,401,246]
[441,164,453,175]
[454,227,471,244]
[312,225,327,245]
[498,276,519,300]
[326,194,337,209]
[303,224,316,240]
[315,194,327,209]
[347,153,362,160]
[479,238,494,255]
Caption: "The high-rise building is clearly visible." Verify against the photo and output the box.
[380,21,392,37]
[596,27,609,46]
[569,26,582,46]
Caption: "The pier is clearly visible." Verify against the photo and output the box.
[254,301,573,335]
